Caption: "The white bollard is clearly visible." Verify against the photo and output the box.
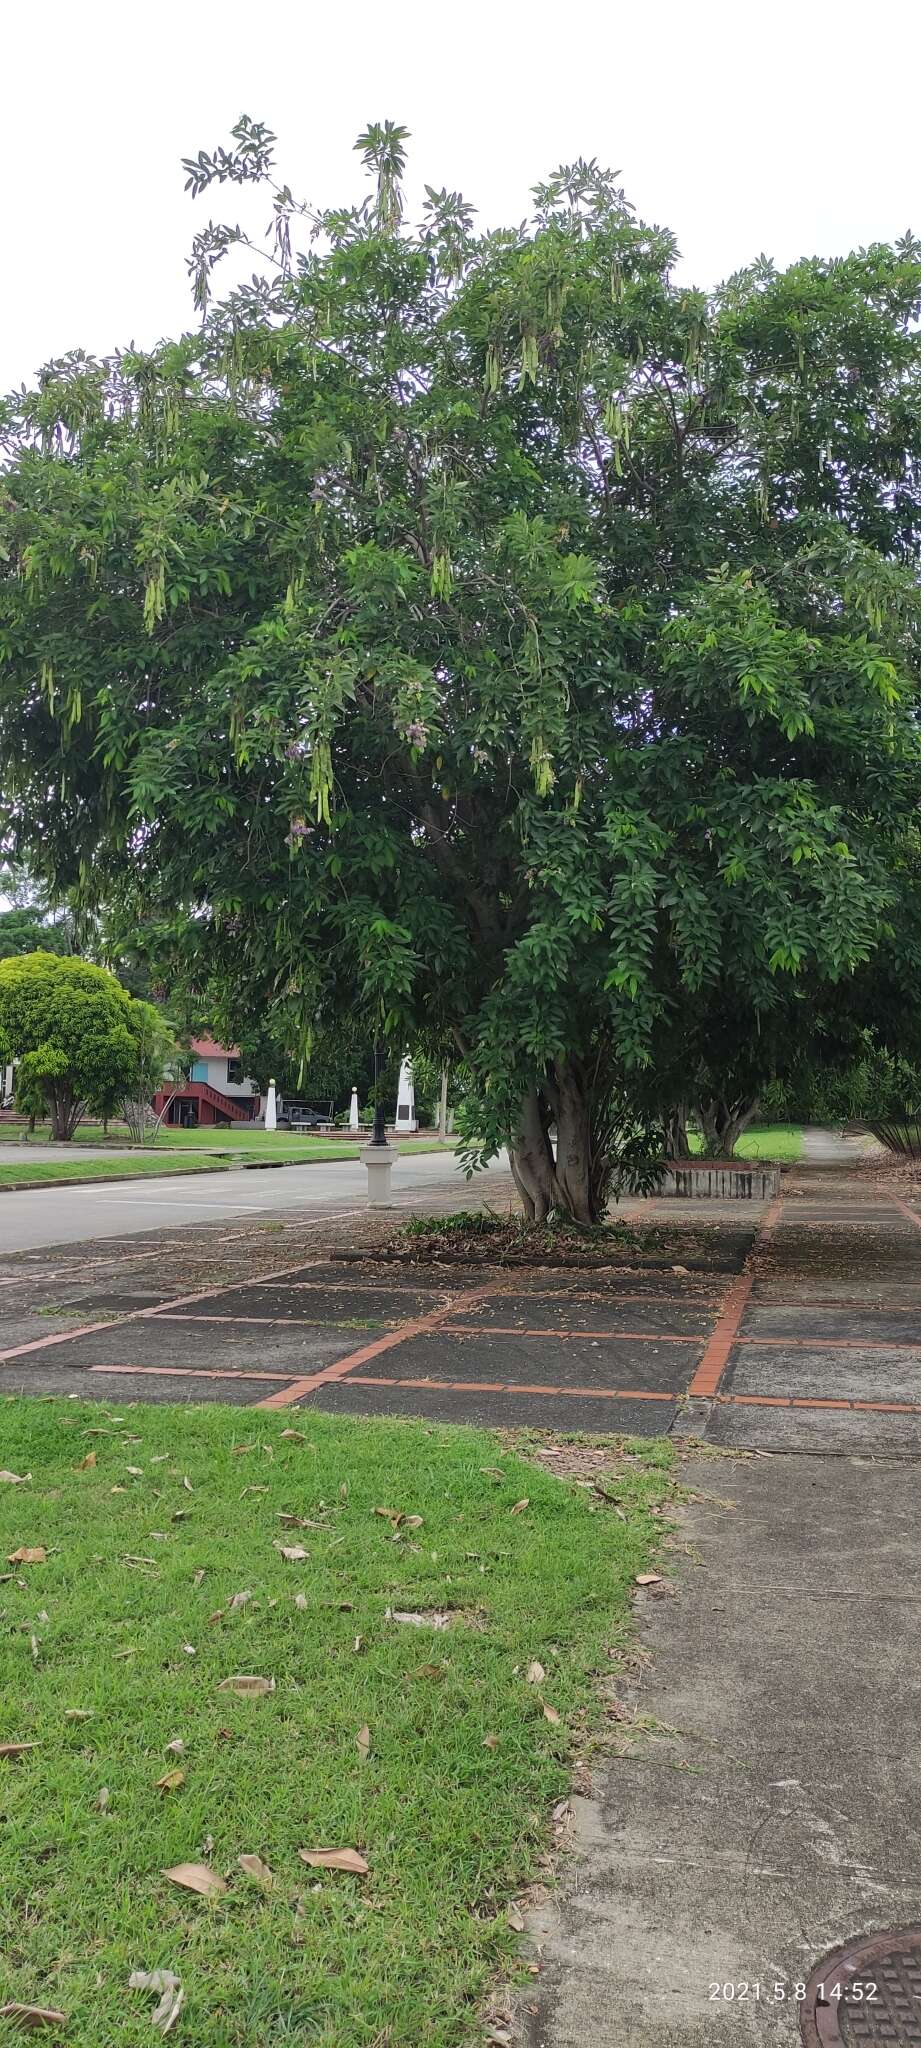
[361,1143,397,1204]
[349,1086,360,1132]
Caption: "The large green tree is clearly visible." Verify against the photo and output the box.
[0,953,142,1139]
[3,122,921,1213]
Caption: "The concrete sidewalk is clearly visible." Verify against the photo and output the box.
[516,1150,921,2045]
[520,1453,921,2045]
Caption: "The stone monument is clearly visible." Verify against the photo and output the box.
[395,1053,417,1133]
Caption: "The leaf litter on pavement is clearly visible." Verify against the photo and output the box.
[0,1397,673,2044]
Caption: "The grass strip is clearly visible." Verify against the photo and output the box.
[0,1401,671,2046]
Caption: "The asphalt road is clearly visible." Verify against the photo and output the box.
[0,1148,510,1252]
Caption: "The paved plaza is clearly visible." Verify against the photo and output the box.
[2,1147,920,1450]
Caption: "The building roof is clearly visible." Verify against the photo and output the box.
[190,1036,241,1060]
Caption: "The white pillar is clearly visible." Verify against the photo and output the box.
[361,1140,396,1204]
[395,1052,417,1134]
[265,1079,277,1132]
[349,1086,359,1132]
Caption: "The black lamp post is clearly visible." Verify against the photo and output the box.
[371,1037,387,1146]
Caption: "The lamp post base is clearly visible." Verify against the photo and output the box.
[361,1143,397,1205]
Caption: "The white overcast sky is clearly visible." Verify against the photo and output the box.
[2,0,920,393]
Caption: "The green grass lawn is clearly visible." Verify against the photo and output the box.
[0,1154,231,1187]
[0,1126,451,1163]
[0,1133,453,1185]
[0,1403,671,2046]
[688,1123,803,1162]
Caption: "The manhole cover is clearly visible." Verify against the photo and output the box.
[801,1929,921,2045]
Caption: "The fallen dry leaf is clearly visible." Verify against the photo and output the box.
[216,1674,275,1697]
[274,1544,308,1563]
[231,1443,256,1457]
[75,1452,96,1471]
[482,1733,499,1750]
[373,1507,403,1525]
[294,1593,309,1612]
[95,1786,110,1812]
[156,1768,186,1794]
[542,1702,561,1725]
[182,1477,193,1493]
[128,1970,184,2036]
[480,1467,505,1482]
[0,1741,38,1760]
[386,1607,450,1630]
[162,1861,227,1898]
[165,1738,185,1757]
[193,1569,206,1588]
[403,1514,424,1529]
[238,1853,275,1886]
[277,1512,309,1528]
[525,1660,545,1685]
[227,1589,252,1611]
[0,2004,68,2030]
[298,1846,369,1875]
[635,1573,663,1587]
[6,1548,46,1565]
[356,1723,371,1761]
[279,1429,305,1442]
[510,1498,530,1515]
[0,1471,30,1485]
[125,1467,144,1478]
[413,1662,446,1681]
[64,1710,93,1723]
[671,1264,691,1276]
[507,1901,525,1932]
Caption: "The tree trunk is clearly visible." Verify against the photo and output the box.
[508,1087,556,1222]
[665,1103,691,1158]
[549,1059,595,1225]
[47,1083,84,1142]
[696,1095,760,1158]
[438,1066,449,1141]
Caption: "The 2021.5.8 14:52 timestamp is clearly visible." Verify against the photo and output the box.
[708,1981,878,2003]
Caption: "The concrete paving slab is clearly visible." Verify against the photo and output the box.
[12,1319,364,1374]
[0,1364,277,1404]
[448,1297,713,1337]
[704,1402,921,1451]
[740,1303,921,1343]
[348,1331,703,1392]
[302,1379,678,1434]
[726,1342,921,1402]
[160,1281,446,1322]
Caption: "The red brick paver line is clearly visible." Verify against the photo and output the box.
[717,1392,921,1415]
[687,1196,783,1398]
[340,1375,676,1403]
[887,1192,921,1232]
[733,1335,921,1352]
[254,1276,516,1410]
